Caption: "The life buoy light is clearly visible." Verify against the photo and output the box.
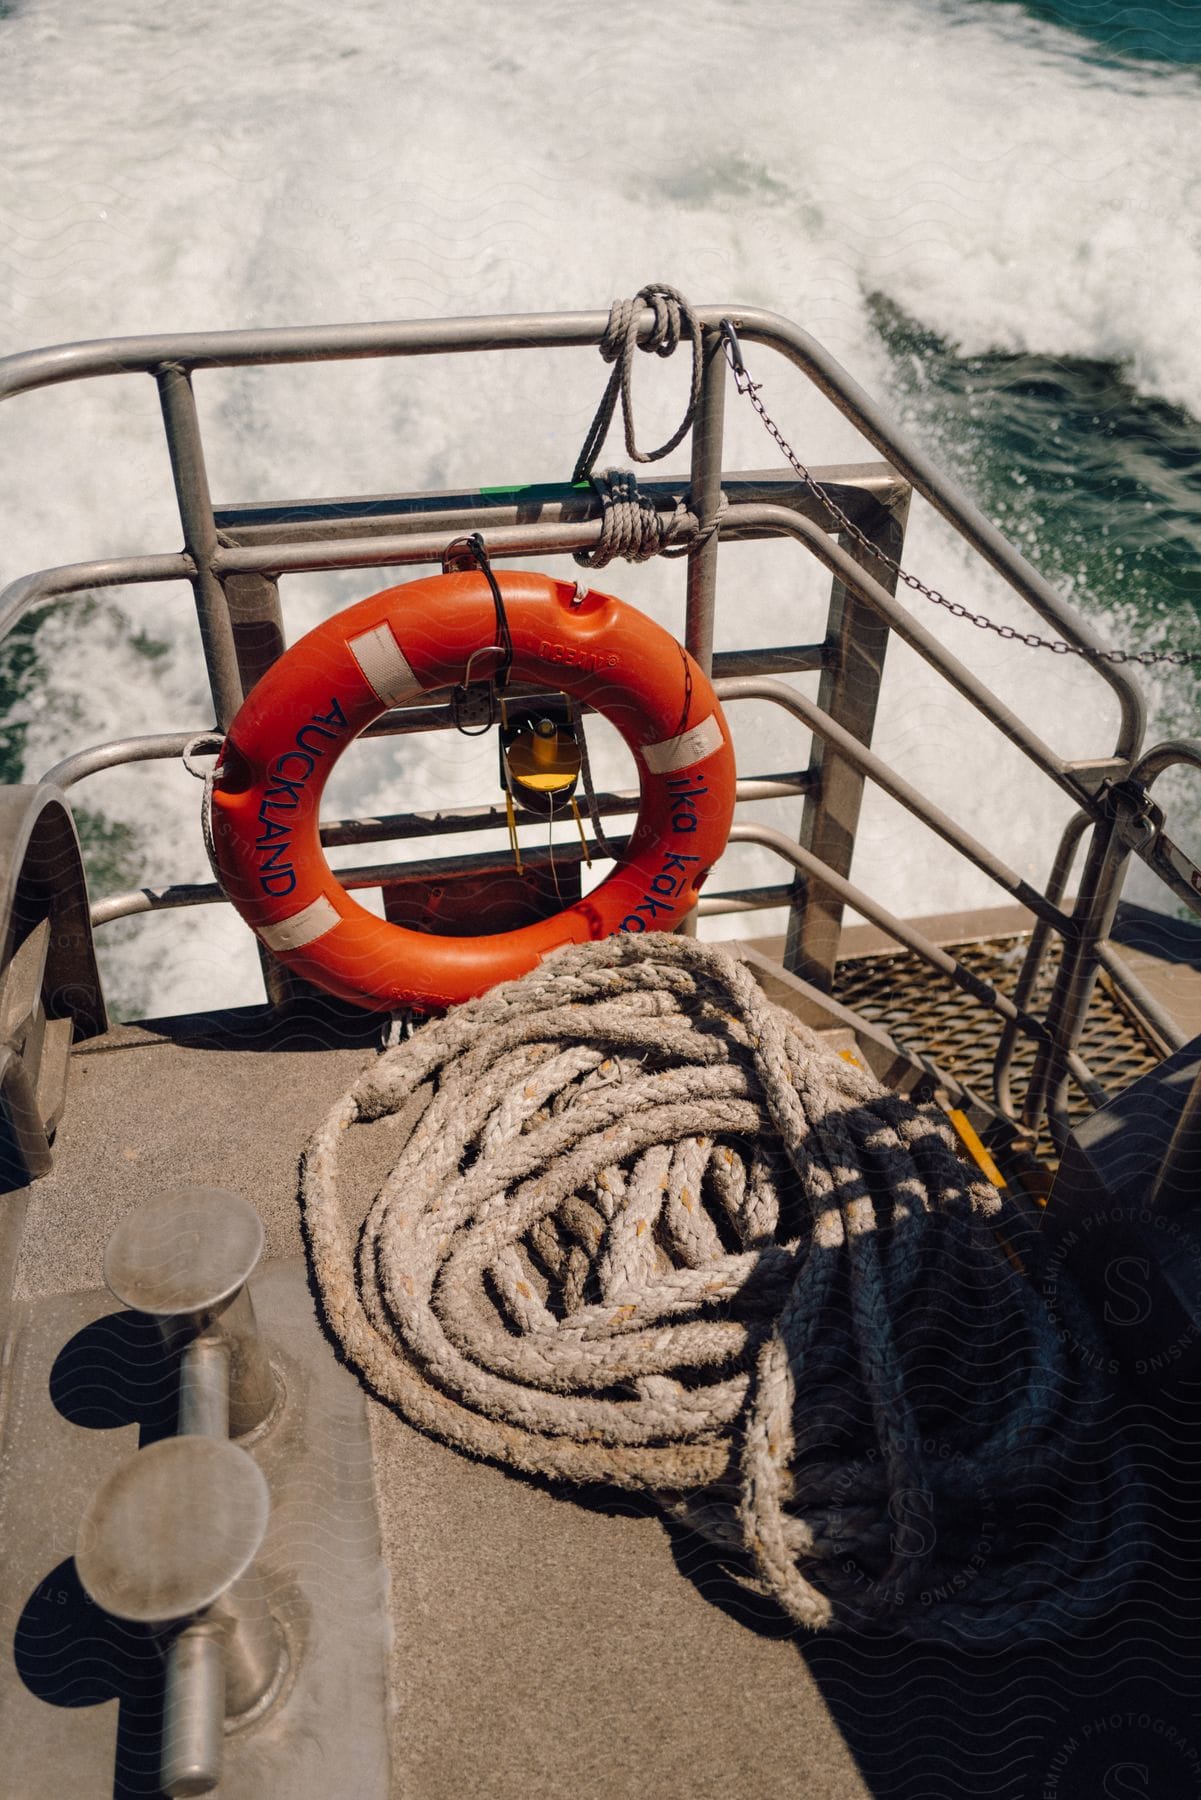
[501,709,582,811]
[210,569,736,1013]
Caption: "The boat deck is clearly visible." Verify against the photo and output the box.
[3,913,1201,1798]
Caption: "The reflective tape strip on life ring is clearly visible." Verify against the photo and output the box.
[210,569,736,1012]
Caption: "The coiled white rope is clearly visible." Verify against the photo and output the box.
[300,934,1139,1642]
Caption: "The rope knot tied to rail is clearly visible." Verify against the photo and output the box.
[573,468,698,570]
[301,933,1140,1644]
[599,284,688,366]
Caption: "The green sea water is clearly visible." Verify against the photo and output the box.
[1009,0,1201,64]
[874,294,1201,654]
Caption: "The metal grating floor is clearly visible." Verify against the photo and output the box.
[832,933,1164,1139]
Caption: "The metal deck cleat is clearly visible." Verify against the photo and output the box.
[75,1435,286,1796]
[103,1186,279,1438]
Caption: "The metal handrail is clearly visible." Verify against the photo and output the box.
[716,676,1073,931]
[0,303,1146,742]
[2,301,1186,1140]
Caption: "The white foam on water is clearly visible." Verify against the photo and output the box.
[1,0,1195,1014]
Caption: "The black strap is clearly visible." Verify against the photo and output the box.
[442,533,513,735]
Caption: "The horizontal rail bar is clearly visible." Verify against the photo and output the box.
[38,715,471,785]
[42,732,219,789]
[0,301,1142,749]
[89,873,798,929]
[318,773,811,850]
[0,527,624,642]
[38,719,473,788]
[0,310,675,398]
[697,884,796,916]
[90,883,231,924]
[211,518,597,574]
[85,772,809,916]
[213,465,906,548]
[0,555,195,643]
[37,650,829,790]
[90,837,634,926]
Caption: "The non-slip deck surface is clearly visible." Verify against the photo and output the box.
[11,1006,379,1300]
[1,999,872,1800]
[4,970,1201,1799]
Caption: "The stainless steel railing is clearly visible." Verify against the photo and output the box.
[1,302,1192,1143]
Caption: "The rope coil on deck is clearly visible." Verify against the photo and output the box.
[301,934,1139,1642]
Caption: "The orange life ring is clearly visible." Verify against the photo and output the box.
[210,568,736,1012]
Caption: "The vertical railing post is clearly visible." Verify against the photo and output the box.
[156,372,293,1006]
[222,573,287,698]
[1023,809,1133,1146]
[678,328,728,939]
[683,327,727,679]
[993,808,1092,1120]
[155,363,243,730]
[784,489,911,989]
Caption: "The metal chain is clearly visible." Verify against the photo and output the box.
[719,321,1201,669]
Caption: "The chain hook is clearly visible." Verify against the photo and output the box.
[1101,776,1164,854]
[718,319,758,396]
